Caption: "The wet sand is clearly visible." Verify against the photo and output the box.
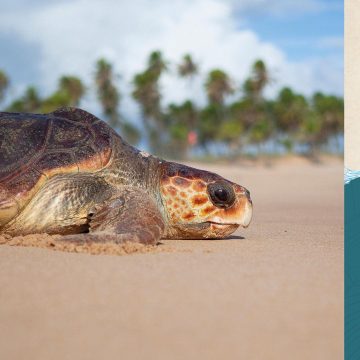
[0,158,343,360]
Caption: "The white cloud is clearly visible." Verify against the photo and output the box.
[0,0,343,122]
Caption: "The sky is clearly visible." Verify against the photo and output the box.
[0,0,343,120]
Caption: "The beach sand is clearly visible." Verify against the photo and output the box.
[0,158,343,360]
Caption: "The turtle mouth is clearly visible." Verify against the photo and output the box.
[206,221,240,230]
[206,200,253,229]
[206,222,240,239]
[206,221,236,226]
[164,221,239,239]
[206,221,246,229]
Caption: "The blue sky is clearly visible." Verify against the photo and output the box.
[0,0,343,116]
[240,2,343,61]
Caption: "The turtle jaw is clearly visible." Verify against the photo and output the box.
[162,222,240,239]
[162,198,252,239]
[206,197,253,229]
[207,222,240,238]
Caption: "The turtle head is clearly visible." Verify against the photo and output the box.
[159,162,253,239]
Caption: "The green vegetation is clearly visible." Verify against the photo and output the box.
[0,51,343,158]
[0,70,9,104]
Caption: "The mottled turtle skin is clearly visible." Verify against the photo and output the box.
[0,108,252,245]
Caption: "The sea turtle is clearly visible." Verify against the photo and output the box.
[0,108,252,245]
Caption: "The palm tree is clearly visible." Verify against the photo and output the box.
[200,69,235,154]
[229,99,257,132]
[221,101,254,152]
[272,87,309,152]
[132,51,167,120]
[204,69,234,105]
[94,58,142,145]
[198,103,222,150]
[36,76,86,113]
[23,87,42,112]
[218,118,244,153]
[252,60,270,101]
[95,58,120,129]
[178,54,198,80]
[243,59,270,103]
[313,92,343,135]
[6,86,41,112]
[312,92,344,153]
[147,50,168,78]
[0,70,9,104]
[132,70,161,120]
[132,51,168,154]
[249,117,273,154]
[240,60,274,153]
[58,76,85,106]
[299,111,322,157]
[166,100,198,158]
[274,87,308,133]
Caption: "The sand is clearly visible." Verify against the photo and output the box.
[0,158,343,360]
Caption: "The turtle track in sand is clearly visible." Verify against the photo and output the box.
[0,233,169,256]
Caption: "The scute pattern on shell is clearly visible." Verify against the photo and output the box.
[0,108,113,224]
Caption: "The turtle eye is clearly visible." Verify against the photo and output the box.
[208,182,235,208]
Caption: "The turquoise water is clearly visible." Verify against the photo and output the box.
[345,174,360,359]
[344,168,360,185]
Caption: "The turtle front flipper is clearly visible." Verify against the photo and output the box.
[62,187,165,245]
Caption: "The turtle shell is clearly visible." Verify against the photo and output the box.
[0,107,113,227]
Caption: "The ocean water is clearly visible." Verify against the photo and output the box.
[344,168,360,185]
